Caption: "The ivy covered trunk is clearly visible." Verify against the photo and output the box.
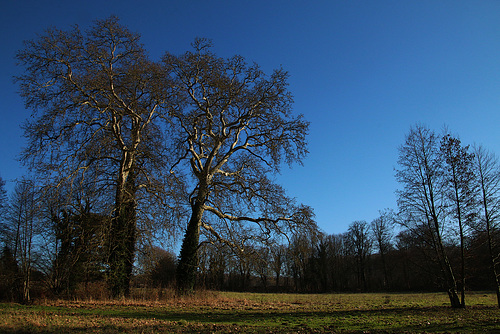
[108,169,137,298]
[176,187,207,294]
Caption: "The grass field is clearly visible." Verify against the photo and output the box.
[1,291,499,333]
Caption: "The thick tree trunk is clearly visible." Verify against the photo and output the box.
[176,193,206,294]
[439,249,462,308]
[108,172,137,298]
[442,250,462,308]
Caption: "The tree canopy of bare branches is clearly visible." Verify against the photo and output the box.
[16,17,172,297]
[164,39,315,292]
[395,124,462,308]
[16,17,315,296]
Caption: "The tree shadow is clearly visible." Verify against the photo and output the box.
[2,304,499,333]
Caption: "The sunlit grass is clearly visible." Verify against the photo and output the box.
[1,291,499,333]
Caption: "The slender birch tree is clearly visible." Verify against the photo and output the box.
[395,124,462,308]
[440,134,476,308]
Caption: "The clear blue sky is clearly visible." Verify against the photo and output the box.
[1,1,500,235]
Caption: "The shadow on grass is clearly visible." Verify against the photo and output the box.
[2,303,500,333]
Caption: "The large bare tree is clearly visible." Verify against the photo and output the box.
[164,39,315,293]
[16,17,170,297]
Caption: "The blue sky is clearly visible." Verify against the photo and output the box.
[1,1,500,235]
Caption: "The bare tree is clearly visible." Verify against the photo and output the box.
[395,124,461,308]
[163,39,315,293]
[440,134,476,308]
[0,176,9,248]
[346,220,372,291]
[148,248,177,289]
[253,246,271,290]
[473,145,500,308]
[286,232,317,292]
[7,179,40,303]
[323,233,349,291]
[371,209,394,290]
[198,242,228,290]
[0,176,7,224]
[269,243,286,288]
[15,17,172,297]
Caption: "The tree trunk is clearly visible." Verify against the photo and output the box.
[430,212,463,308]
[459,220,466,308]
[478,171,500,308]
[442,250,462,308]
[489,252,500,308]
[453,174,466,308]
[176,192,206,294]
[108,172,137,298]
[487,223,500,308]
[381,251,389,290]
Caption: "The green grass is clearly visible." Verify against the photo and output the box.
[1,292,499,333]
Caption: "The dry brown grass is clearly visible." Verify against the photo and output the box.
[1,291,500,333]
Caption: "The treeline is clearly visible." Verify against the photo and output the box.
[194,214,499,295]
[1,125,499,308]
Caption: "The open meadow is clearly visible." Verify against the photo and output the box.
[1,291,499,333]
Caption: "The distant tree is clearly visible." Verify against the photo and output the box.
[253,246,271,290]
[346,221,372,291]
[286,232,317,292]
[309,234,331,292]
[150,249,177,289]
[7,179,40,303]
[395,124,462,308]
[324,233,349,291]
[371,209,395,290]
[15,17,173,298]
[269,243,286,288]
[0,176,7,219]
[0,245,21,301]
[440,134,476,308]
[164,39,315,293]
[198,242,227,290]
[0,176,9,248]
[48,201,108,297]
[393,227,436,291]
[473,145,500,308]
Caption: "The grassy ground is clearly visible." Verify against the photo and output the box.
[1,291,499,333]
